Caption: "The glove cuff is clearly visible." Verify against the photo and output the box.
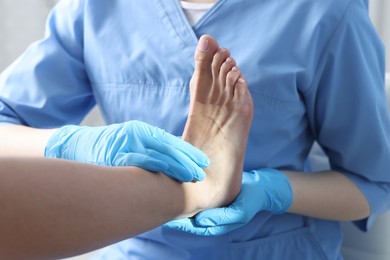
[44,125,82,159]
[256,168,293,214]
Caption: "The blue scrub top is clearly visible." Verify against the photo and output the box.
[1,0,389,259]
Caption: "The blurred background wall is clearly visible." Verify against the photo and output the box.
[0,0,56,70]
[370,0,390,69]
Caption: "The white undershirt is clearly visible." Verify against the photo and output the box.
[180,1,215,26]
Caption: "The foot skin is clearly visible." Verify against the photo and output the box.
[183,35,254,212]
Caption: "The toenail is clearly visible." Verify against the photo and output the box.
[232,66,238,71]
[226,57,233,63]
[220,48,228,53]
[238,77,245,84]
[198,38,210,51]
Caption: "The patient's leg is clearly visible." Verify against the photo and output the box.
[183,35,254,210]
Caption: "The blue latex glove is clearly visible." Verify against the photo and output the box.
[45,120,209,182]
[164,168,293,235]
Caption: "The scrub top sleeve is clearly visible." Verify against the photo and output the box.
[0,0,94,128]
[303,0,390,231]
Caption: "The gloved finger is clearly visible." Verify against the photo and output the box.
[242,170,256,182]
[151,129,210,168]
[114,152,202,182]
[144,148,206,181]
[162,160,200,182]
[164,219,208,235]
[113,153,169,173]
[146,136,209,171]
[121,121,207,180]
[129,120,209,169]
[163,218,242,236]
[195,205,248,227]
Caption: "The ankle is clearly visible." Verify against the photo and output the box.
[179,181,211,218]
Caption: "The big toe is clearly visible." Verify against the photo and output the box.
[194,35,219,74]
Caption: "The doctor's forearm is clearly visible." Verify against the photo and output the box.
[0,125,56,157]
[284,170,370,221]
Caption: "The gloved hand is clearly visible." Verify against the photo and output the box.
[45,120,209,182]
[164,168,293,235]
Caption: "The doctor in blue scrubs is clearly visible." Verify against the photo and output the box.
[0,0,389,259]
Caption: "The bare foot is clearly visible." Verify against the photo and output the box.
[183,35,254,211]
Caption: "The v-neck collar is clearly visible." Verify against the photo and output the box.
[191,1,227,30]
[152,0,227,69]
